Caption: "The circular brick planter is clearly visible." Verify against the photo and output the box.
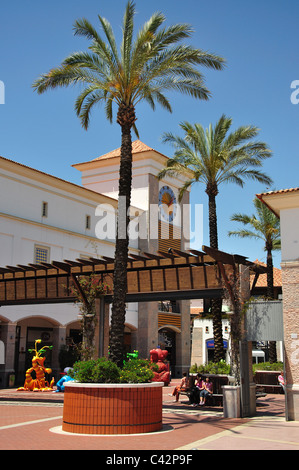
[62,381,164,435]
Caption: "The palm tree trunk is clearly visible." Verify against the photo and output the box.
[207,190,219,250]
[266,243,277,363]
[109,116,134,367]
[206,184,225,362]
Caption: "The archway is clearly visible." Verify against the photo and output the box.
[16,316,61,386]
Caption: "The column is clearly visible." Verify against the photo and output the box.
[175,299,191,377]
[281,261,299,421]
[0,322,16,388]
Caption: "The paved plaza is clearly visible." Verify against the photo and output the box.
[0,380,298,452]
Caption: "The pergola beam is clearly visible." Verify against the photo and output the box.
[0,248,260,306]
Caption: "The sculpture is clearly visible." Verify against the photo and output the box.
[17,339,55,392]
[150,348,170,386]
[55,368,74,392]
[126,350,139,360]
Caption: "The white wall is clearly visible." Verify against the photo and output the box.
[0,162,139,328]
[280,208,299,262]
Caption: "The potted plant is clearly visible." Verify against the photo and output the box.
[62,357,163,435]
[64,275,163,435]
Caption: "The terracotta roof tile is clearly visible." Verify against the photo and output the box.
[250,259,281,287]
[257,188,299,197]
[91,140,162,161]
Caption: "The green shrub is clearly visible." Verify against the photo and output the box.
[252,361,283,375]
[190,360,231,375]
[120,359,155,383]
[68,357,157,384]
[69,357,120,383]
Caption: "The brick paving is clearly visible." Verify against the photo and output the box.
[0,381,295,451]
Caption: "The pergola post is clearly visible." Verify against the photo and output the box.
[95,297,109,358]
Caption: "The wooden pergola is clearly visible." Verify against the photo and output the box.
[0,246,267,417]
[0,246,266,306]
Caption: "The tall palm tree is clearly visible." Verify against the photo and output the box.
[32,1,225,366]
[158,115,273,362]
[229,196,281,363]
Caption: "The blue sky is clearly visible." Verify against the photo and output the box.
[0,0,298,267]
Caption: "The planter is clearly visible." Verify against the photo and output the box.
[62,381,164,435]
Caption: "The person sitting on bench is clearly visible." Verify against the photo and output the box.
[278,371,285,394]
[199,376,213,405]
[190,374,204,406]
[172,372,188,402]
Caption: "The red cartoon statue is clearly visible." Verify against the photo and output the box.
[150,348,170,386]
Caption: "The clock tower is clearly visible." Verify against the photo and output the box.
[73,140,191,376]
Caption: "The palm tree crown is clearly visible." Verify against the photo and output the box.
[158,114,273,248]
[33,1,225,134]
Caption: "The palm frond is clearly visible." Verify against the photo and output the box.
[229,197,281,254]
[73,17,102,42]
[78,89,106,129]
[32,64,96,93]
[33,0,225,131]
[159,114,272,203]
[228,229,264,240]
[121,0,135,84]
[97,14,120,65]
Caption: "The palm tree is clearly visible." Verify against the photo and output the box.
[158,115,273,362]
[32,1,225,367]
[229,196,281,363]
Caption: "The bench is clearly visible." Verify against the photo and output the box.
[178,376,267,406]
[179,388,223,406]
[179,373,232,406]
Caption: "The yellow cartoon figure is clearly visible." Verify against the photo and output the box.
[17,339,55,392]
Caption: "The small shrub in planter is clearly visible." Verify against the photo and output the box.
[120,359,157,383]
[190,360,231,375]
[252,361,283,375]
[68,357,159,384]
[69,357,120,383]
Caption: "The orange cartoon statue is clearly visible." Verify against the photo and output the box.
[150,348,170,386]
[17,339,55,392]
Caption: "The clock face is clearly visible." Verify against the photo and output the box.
[159,186,177,222]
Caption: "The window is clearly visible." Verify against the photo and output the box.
[42,202,48,218]
[85,215,91,230]
[34,245,50,264]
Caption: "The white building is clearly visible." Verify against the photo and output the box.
[0,140,192,387]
